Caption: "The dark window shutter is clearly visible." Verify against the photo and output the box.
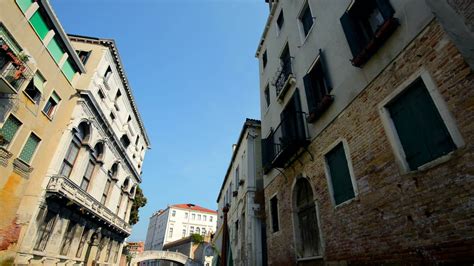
[388,79,455,170]
[326,143,355,205]
[318,49,332,92]
[376,0,395,20]
[340,12,364,57]
[304,74,316,113]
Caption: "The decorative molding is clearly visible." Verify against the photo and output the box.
[0,146,13,167]
[13,158,33,178]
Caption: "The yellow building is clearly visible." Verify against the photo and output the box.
[0,0,85,264]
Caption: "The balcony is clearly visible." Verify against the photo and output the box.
[46,175,132,235]
[274,58,296,101]
[262,112,310,173]
[0,61,32,94]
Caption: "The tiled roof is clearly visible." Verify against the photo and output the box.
[170,203,217,214]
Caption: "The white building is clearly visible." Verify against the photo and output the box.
[144,204,217,251]
[15,34,150,265]
[215,119,267,266]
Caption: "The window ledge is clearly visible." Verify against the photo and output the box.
[296,255,323,262]
[22,91,39,105]
[13,158,33,178]
[300,23,316,47]
[41,110,54,121]
[307,94,334,123]
[407,150,458,174]
[334,196,358,209]
[0,146,13,167]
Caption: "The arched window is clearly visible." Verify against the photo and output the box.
[122,178,130,191]
[59,122,91,177]
[294,178,321,258]
[93,142,104,161]
[130,185,136,196]
[109,162,119,178]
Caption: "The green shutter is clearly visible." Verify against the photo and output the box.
[51,91,60,103]
[388,79,455,170]
[326,143,355,205]
[19,133,40,163]
[47,38,64,63]
[1,116,22,144]
[16,0,33,13]
[29,11,50,40]
[62,60,76,81]
[33,73,45,94]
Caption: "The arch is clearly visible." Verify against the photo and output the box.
[75,121,91,143]
[291,176,322,259]
[130,250,189,266]
[129,184,137,197]
[93,141,105,161]
[109,161,119,179]
[122,177,130,191]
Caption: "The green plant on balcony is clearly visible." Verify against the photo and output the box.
[191,233,204,243]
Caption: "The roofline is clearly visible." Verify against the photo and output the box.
[216,119,261,202]
[255,0,279,58]
[68,34,151,147]
[39,0,85,73]
[170,204,218,214]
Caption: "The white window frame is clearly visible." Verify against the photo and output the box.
[297,0,315,45]
[378,68,464,173]
[322,138,358,207]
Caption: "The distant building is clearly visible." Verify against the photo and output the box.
[127,241,145,256]
[144,204,217,252]
[256,0,474,264]
[158,235,214,266]
[215,119,267,266]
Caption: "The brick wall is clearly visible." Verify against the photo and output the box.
[264,19,474,265]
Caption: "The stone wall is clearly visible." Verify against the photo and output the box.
[264,19,474,265]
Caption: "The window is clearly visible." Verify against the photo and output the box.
[29,11,50,40]
[340,0,398,67]
[303,51,333,122]
[386,78,456,170]
[203,215,207,221]
[19,133,40,164]
[191,213,195,220]
[168,227,173,238]
[172,210,176,217]
[116,193,123,214]
[299,2,314,38]
[109,162,119,178]
[264,84,270,107]
[60,220,78,255]
[110,112,116,121]
[59,140,80,177]
[196,227,200,235]
[47,38,64,63]
[104,66,112,80]
[276,10,284,31]
[190,226,194,235]
[182,229,186,238]
[115,89,122,99]
[98,89,106,100]
[270,196,279,232]
[202,228,206,236]
[80,159,95,191]
[101,179,112,205]
[210,216,213,222]
[16,0,33,12]
[113,241,119,263]
[0,115,22,147]
[262,50,268,69]
[234,165,239,191]
[184,212,188,219]
[76,227,90,258]
[62,60,76,81]
[325,142,356,205]
[76,50,91,65]
[43,91,60,118]
[34,209,57,251]
[105,238,113,262]
[294,178,321,258]
[120,134,131,148]
[197,214,201,221]
[25,73,45,104]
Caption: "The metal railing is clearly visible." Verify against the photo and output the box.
[46,175,132,234]
[274,58,294,97]
[0,62,32,93]
[262,111,309,172]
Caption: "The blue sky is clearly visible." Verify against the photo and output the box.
[50,0,268,241]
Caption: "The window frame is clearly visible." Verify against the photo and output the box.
[378,69,464,173]
[276,10,284,35]
[18,131,41,164]
[42,91,61,119]
[297,1,315,44]
[323,138,358,207]
[0,114,23,149]
[59,137,81,177]
[269,193,280,233]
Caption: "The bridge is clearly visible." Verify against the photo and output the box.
[130,250,191,266]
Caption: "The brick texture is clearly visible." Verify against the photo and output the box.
[264,19,474,265]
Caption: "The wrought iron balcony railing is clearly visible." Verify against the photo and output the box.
[274,58,296,100]
[46,175,132,235]
[262,111,310,173]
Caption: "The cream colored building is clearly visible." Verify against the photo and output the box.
[0,0,85,264]
[144,204,217,253]
[215,119,266,266]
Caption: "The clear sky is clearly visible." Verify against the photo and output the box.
[50,0,268,241]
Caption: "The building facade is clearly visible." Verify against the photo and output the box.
[256,0,473,264]
[215,119,267,266]
[144,204,217,252]
[0,0,86,264]
[0,2,150,263]
[127,242,145,256]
